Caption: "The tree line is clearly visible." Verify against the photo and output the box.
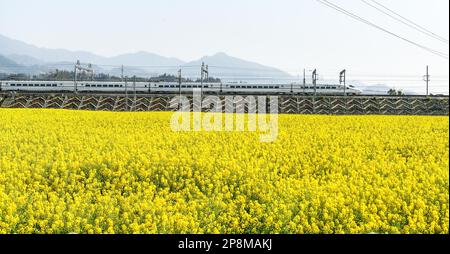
[1,69,221,83]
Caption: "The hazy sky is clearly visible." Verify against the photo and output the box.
[0,0,448,92]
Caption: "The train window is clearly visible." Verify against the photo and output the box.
[204,85,208,88]
[86,84,91,87]
[40,84,45,87]
[52,84,57,87]
[159,85,164,88]
[46,84,52,87]
[269,86,274,89]
[275,86,280,89]
[170,85,174,88]
[10,84,16,86]
[320,87,325,89]
[252,86,257,88]
[182,85,186,88]
[332,87,337,89]
[144,85,147,88]
[17,84,22,87]
[325,87,330,89]
[258,86,262,88]
[103,85,108,87]
[108,85,113,87]
[114,85,119,87]
[120,85,123,87]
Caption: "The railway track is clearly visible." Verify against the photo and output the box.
[0,91,448,98]
[1,92,448,115]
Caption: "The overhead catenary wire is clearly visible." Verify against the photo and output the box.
[360,0,449,45]
[316,0,449,59]
[368,0,449,44]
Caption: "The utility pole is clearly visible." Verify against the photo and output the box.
[125,76,128,111]
[340,69,346,96]
[74,60,93,93]
[133,75,136,111]
[88,63,93,81]
[178,69,182,96]
[423,65,430,96]
[178,69,182,110]
[74,63,77,93]
[303,68,306,94]
[200,62,208,111]
[200,62,204,111]
[312,69,317,97]
[201,63,204,86]
[121,65,124,82]
[121,64,124,95]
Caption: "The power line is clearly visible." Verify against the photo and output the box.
[360,0,449,44]
[316,0,449,59]
[368,0,449,44]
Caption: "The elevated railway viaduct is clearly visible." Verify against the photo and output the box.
[0,92,448,115]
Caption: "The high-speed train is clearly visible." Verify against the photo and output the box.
[0,80,362,95]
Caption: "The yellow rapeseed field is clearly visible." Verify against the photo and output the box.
[0,109,448,234]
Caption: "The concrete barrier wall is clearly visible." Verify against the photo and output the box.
[0,93,448,115]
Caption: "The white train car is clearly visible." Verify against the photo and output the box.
[0,80,362,95]
[148,82,362,95]
[77,81,150,93]
[0,80,73,92]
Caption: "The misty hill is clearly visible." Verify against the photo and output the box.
[0,34,184,68]
[6,54,45,66]
[0,34,293,80]
[181,52,292,79]
[0,34,104,64]
[0,54,22,73]
[106,51,184,67]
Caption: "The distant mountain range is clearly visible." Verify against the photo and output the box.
[1,34,419,95]
[0,34,291,79]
